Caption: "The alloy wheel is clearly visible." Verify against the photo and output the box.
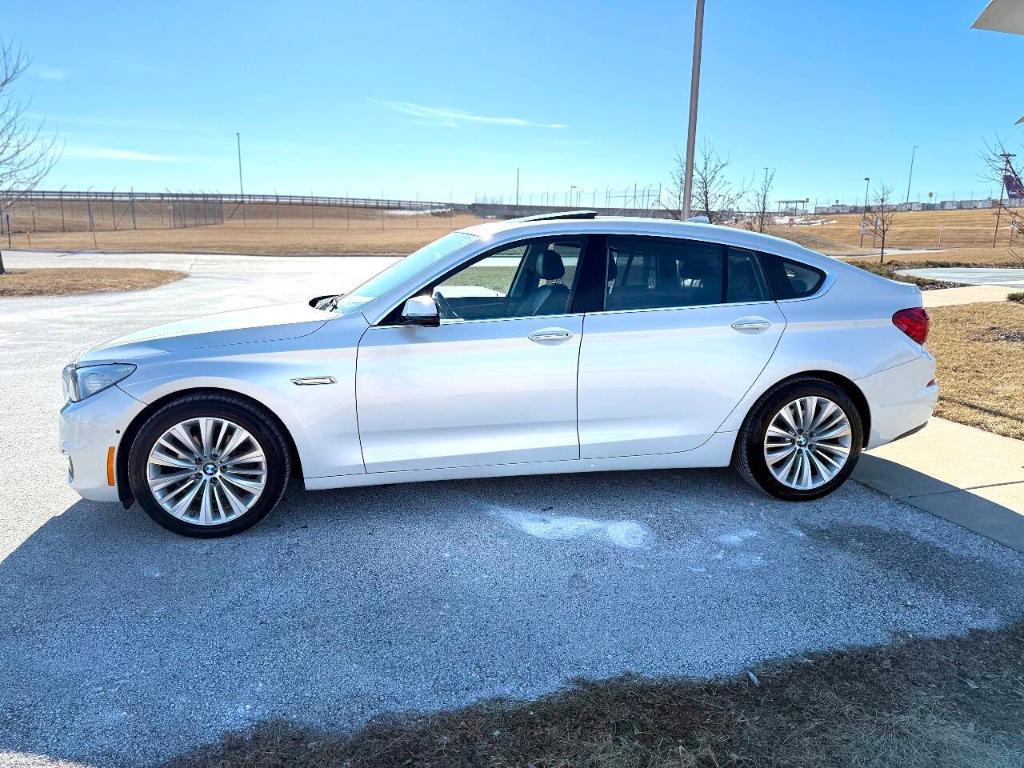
[146,417,267,525]
[762,396,852,490]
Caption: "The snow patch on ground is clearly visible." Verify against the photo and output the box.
[493,508,652,549]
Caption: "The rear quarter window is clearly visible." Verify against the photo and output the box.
[758,253,826,300]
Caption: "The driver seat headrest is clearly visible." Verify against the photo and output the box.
[535,248,565,281]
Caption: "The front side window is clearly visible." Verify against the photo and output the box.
[431,237,584,321]
[331,232,478,314]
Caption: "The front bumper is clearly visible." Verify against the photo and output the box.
[59,385,147,503]
[857,352,939,449]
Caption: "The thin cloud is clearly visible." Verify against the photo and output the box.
[27,112,210,134]
[64,146,181,162]
[374,100,567,129]
[34,65,68,81]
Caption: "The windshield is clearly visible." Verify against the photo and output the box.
[324,232,478,314]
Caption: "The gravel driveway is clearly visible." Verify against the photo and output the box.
[2,250,1023,768]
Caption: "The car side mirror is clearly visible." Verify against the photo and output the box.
[400,294,440,327]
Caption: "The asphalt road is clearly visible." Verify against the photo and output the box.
[900,266,1024,289]
[3,250,1024,768]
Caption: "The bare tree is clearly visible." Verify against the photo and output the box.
[978,134,1024,254]
[0,38,60,274]
[665,142,743,224]
[978,134,1016,188]
[861,184,897,264]
[745,168,775,233]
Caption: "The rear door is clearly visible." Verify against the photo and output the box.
[577,235,786,458]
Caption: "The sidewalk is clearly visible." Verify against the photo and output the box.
[922,285,1016,307]
[854,417,1024,552]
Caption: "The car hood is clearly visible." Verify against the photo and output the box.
[78,302,331,363]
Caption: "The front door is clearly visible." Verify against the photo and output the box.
[578,235,786,458]
[356,236,586,473]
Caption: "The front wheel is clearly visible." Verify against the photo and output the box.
[734,378,863,501]
[128,394,291,537]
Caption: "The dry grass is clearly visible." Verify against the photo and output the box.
[4,200,487,256]
[928,301,1024,440]
[799,207,1021,250]
[858,246,1024,268]
[767,207,1024,266]
[8,199,1024,266]
[167,622,1024,768]
[0,267,185,297]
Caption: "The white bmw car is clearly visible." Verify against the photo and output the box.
[60,212,937,537]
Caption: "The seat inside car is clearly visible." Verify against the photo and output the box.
[727,255,759,301]
[518,247,570,316]
[677,251,720,305]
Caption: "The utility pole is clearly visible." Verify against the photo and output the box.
[515,168,520,209]
[905,145,918,204]
[681,0,706,219]
[236,132,246,228]
[993,152,1015,248]
[860,176,870,247]
[59,185,66,232]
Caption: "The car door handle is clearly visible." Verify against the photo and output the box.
[528,328,574,343]
[730,317,773,333]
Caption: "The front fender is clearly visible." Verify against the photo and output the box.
[119,345,365,480]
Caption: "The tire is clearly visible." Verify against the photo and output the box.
[733,377,863,501]
[128,394,291,537]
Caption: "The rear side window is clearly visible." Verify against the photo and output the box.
[726,248,770,303]
[758,253,826,299]
[605,236,722,311]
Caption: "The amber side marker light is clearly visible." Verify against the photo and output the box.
[106,447,116,486]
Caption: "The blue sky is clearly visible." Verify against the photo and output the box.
[7,0,1021,205]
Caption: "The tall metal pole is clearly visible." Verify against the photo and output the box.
[681,0,706,219]
[993,153,1014,248]
[905,145,918,204]
[236,132,246,228]
[860,176,869,247]
[515,168,520,209]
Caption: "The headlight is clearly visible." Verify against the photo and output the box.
[62,363,137,402]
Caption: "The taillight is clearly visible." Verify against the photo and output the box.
[892,307,929,344]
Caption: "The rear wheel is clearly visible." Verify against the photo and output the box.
[128,394,290,537]
[734,377,863,501]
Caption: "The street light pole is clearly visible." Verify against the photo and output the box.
[681,0,706,219]
[905,145,918,204]
[236,131,246,228]
[860,176,870,247]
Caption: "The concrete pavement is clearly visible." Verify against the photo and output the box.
[922,284,1018,307]
[856,418,1024,552]
[902,266,1024,291]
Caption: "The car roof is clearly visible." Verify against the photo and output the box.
[455,215,831,265]
[357,214,864,326]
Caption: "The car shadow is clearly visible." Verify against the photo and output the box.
[854,454,1024,553]
[2,468,1023,767]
